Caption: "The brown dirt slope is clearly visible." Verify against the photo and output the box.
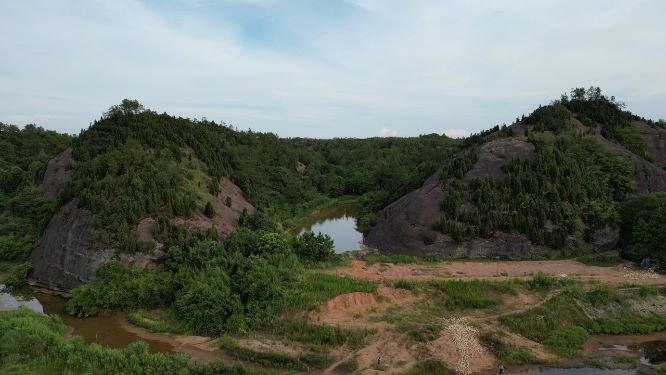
[39,146,75,198]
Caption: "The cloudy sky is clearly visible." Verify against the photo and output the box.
[1,0,665,138]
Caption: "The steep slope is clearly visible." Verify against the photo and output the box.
[365,91,666,258]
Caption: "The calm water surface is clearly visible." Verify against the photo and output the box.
[0,284,174,354]
[289,204,363,253]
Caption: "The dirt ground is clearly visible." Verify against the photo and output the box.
[113,259,665,375]
[334,259,664,287]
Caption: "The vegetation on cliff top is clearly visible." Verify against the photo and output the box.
[0,123,72,261]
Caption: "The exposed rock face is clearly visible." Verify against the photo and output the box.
[31,175,257,290]
[28,199,156,291]
[28,199,108,290]
[39,146,75,198]
[364,138,626,258]
[592,226,620,252]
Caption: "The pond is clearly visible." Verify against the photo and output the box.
[0,284,174,354]
[289,204,363,253]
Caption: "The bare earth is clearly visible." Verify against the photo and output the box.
[113,259,664,375]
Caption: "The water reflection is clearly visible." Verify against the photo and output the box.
[289,204,363,253]
[0,284,173,354]
[629,340,666,365]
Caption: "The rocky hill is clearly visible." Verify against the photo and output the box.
[365,90,666,258]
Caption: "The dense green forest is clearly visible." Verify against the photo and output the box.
[0,123,72,260]
[434,87,663,257]
[67,212,374,335]
[33,100,457,252]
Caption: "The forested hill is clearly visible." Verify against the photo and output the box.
[365,87,666,259]
[1,99,460,288]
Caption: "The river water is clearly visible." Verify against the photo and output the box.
[289,204,363,253]
[0,284,174,354]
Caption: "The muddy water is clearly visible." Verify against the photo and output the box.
[0,285,174,354]
[289,204,363,253]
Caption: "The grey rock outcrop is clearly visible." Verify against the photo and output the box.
[28,199,106,290]
[28,199,150,291]
[39,146,75,198]
[364,138,623,258]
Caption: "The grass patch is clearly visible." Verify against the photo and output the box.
[585,286,622,307]
[500,292,590,356]
[586,358,603,368]
[615,356,638,365]
[429,279,519,310]
[126,310,187,334]
[215,336,307,371]
[298,352,334,370]
[276,320,376,349]
[400,360,456,375]
[333,360,359,373]
[393,279,420,292]
[369,300,447,332]
[577,252,622,267]
[287,273,378,309]
[479,331,545,365]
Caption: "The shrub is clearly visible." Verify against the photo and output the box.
[586,286,619,307]
[204,201,215,218]
[0,261,32,286]
[225,196,232,207]
[543,326,589,356]
[586,358,603,368]
[298,352,334,370]
[333,360,359,373]
[424,231,435,245]
[639,284,658,298]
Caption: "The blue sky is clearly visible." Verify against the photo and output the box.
[1,0,665,139]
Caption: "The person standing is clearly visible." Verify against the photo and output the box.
[378,357,381,368]
[498,364,505,374]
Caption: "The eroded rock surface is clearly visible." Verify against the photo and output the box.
[39,146,75,198]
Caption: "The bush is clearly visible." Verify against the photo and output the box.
[424,231,435,245]
[216,336,307,371]
[298,352,334,370]
[204,201,215,218]
[543,326,589,356]
[430,279,518,310]
[333,360,359,373]
[480,331,542,365]
[639,284,658,298]
[527,272,553,289]
[1,261,33,286]
[586,286,619,307]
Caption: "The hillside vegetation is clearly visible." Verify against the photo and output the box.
[0,123,72,260]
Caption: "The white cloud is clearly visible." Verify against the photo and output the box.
[0,1,665,137]
[379,127,398,137]
[444,129,470,138]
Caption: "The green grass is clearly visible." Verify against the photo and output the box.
[275,320,376,349]
[615,356,638,365]
[215,336,307,371]
[126,310,187,335]
[479,331,546,365]
[393,279,421,292]
[500,292,590,356]
[286,273,379,309]
[297,353,334,370]
[333,360,359,373]
[429,279,519,310]
[577,252,623,267]
[586,358,603,368]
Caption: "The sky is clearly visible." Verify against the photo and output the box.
[1,0,665,139]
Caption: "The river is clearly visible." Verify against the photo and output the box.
[0,284,174,354]
[289,204,363,253]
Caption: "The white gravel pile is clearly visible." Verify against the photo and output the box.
[444,317,483,375]
[621,268,660,281]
